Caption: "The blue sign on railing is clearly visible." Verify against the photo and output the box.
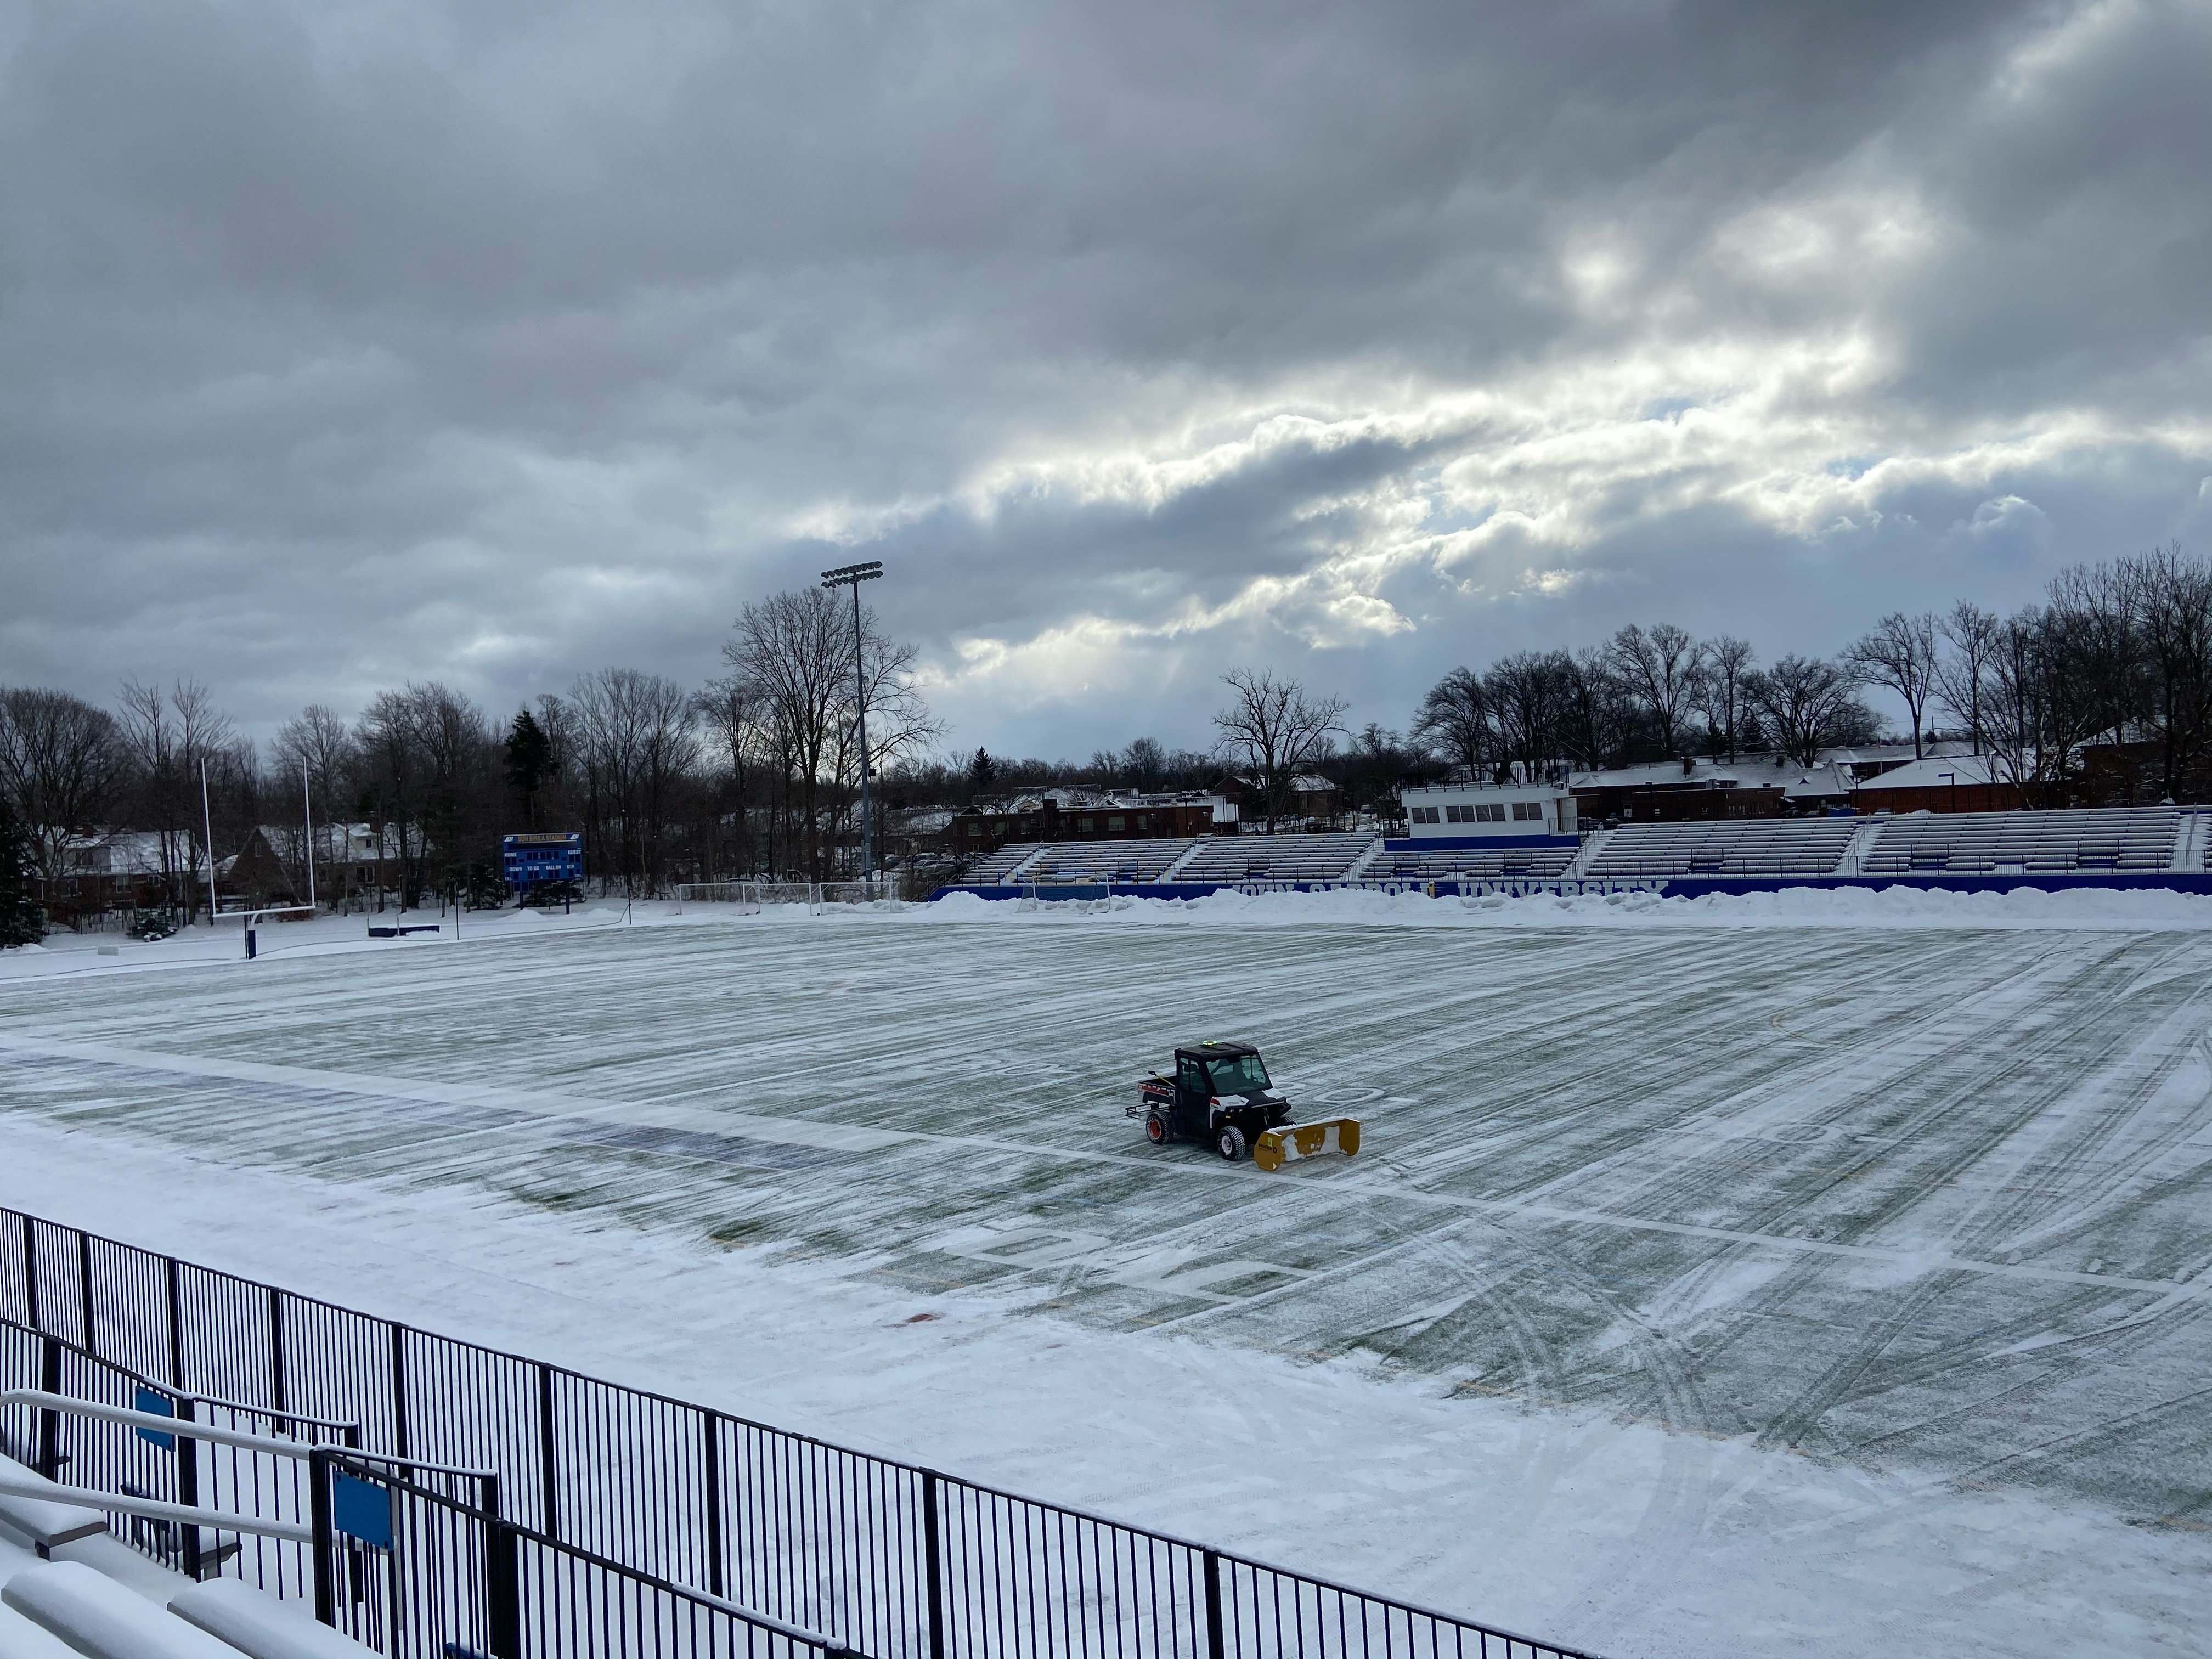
[132,1386,176,1450]
[334,1472,395,1550]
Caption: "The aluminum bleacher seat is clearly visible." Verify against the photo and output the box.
[3,1562,242,1659]
[1175,832,1379,884]
[170,1578,383,1659]
[964,844,1043,884]
[1582,817,1856,879]
[1381,845,1577,881]
[1860,807,2180,876]
[1024,839,1196,883]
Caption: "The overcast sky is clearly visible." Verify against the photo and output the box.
[2,0,2208,759]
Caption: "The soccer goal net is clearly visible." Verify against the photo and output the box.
[673,881,766,913]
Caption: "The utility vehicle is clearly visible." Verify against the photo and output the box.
[1129,1041,1360,1169]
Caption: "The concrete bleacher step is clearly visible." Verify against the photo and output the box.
[0,1459,110,1554]
[3,1562,242,1659]
[170,1579,380,1659]
[0,1599,84,1659]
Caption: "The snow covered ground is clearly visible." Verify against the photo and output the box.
[3,890,2210,1657]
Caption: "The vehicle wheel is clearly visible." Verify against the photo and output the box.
[1144,1113,1168,1146]
[1217,1125,1247,1163]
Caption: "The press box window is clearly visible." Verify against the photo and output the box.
[1410,806,1442,824]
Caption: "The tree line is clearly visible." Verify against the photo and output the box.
[4,548,2204,919]
[1398,545,2212,804]
[0,585,937,913]
[898,546,2212,828]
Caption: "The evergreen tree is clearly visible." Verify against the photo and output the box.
[504,708,555,827]
[0,799,43,947]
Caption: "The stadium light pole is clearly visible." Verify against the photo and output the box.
[821,560,884,890]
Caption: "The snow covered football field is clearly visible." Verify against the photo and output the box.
[3,889,2210,1658]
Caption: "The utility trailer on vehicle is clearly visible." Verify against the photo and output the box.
[1129,1041,1361,1169]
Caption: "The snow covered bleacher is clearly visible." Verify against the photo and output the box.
[1379,844,1578,881]
[1858,806,2182,876]
[1024,839,1197,883]
[963,843,1045,883]
[1583,817,1859,879]
[0,1451,374,1659]
[1174,832,1379,884]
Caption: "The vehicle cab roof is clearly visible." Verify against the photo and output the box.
[1175,1041,1260,1063]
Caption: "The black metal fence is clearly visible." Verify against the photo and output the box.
[0,1207,1588,1659]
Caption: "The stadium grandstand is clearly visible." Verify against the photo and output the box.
[1581,816,1862,879]
[1855,806,2185,876]
[935,805,2211,898]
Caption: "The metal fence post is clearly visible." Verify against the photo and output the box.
[21,1215,39,1331]
[388,1323,411,1461]
[165,1256,187,1389]
[701,1412,725,1599]
[176,1398,202,1582]
[35,1335,61,1479]
[75,1231,94,1356]
[1202,1549,1226,1659]
[481,1473,521,1659]
[267,1288,288,1427]
[309,1447,336,1626]
[921,1471,945,1659]
[535,1363,559,1541]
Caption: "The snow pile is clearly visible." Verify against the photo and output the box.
[922,880,2212,930]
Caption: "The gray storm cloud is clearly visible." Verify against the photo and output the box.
[1,0,2207,754]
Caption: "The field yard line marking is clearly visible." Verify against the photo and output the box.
[7,1034,2208,1308]
[0,1035,909,1154]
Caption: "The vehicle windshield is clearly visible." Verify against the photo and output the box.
[1205,1053,1272,1096]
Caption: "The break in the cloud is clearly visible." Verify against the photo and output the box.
[0,0,2208,755]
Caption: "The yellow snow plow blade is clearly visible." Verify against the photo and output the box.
[1252,1118,1361,1172]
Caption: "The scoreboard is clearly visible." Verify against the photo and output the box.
[503,831,584,890]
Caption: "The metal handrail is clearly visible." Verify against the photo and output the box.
[0,1385,496,1483]
[0,1390,305,1457]
[0,1471,312,1544]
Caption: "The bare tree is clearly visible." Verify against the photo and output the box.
[1484,651,1575,782]
[1605,624,1703,755]
[117,679,237,917]
[695,676,765,876]
[1213,669,1348,831]
[272,704,358,900]
[353,682,493,905]
[1843,613,1939,759]
[1746,655,1877,767]
[1558,647,1637,771]
[2120,544,2212,800]
[1119,737,1170,792]
[0,689,131,886]
[1409,668,1492,780]
[723,588,937,879]
[1694,636,1756,761]
[1934,602,2002,755]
